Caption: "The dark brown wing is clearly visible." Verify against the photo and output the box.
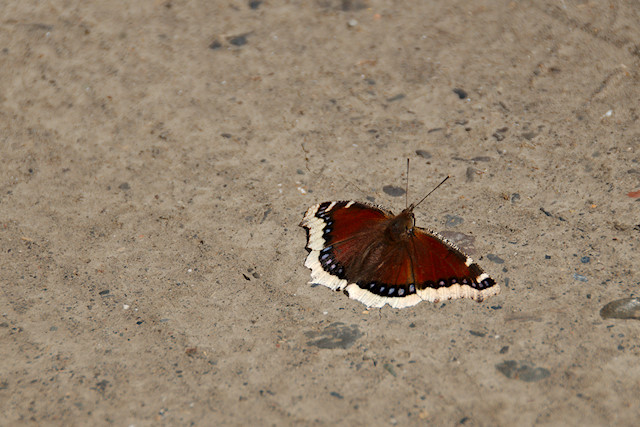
[407,226,499,302]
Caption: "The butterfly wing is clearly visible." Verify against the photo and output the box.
[300,201,392,293]
[409,226,499,303]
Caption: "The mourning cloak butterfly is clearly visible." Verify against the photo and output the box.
[300,200,499,308]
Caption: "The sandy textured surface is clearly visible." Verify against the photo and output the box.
[1,1,640,425]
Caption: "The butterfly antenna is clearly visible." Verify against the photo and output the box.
[405,158,410,209]
[412,175,450,210]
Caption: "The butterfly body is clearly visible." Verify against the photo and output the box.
[300,200,499,309]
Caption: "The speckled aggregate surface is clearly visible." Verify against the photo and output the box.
[1,1,640,425]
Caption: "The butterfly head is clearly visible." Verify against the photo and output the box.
[386,207,416,241]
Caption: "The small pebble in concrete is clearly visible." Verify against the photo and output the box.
[305,322,363,349]
[495,360,550,382]
[600,298,640,320]
[452,88,468,99]
[416,149,431,159]
[229,35,248,46]
[487,254,504,264]
[444,214,463,228]
[382,185,405,197]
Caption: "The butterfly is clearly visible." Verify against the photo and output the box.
[300,187,499,308]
